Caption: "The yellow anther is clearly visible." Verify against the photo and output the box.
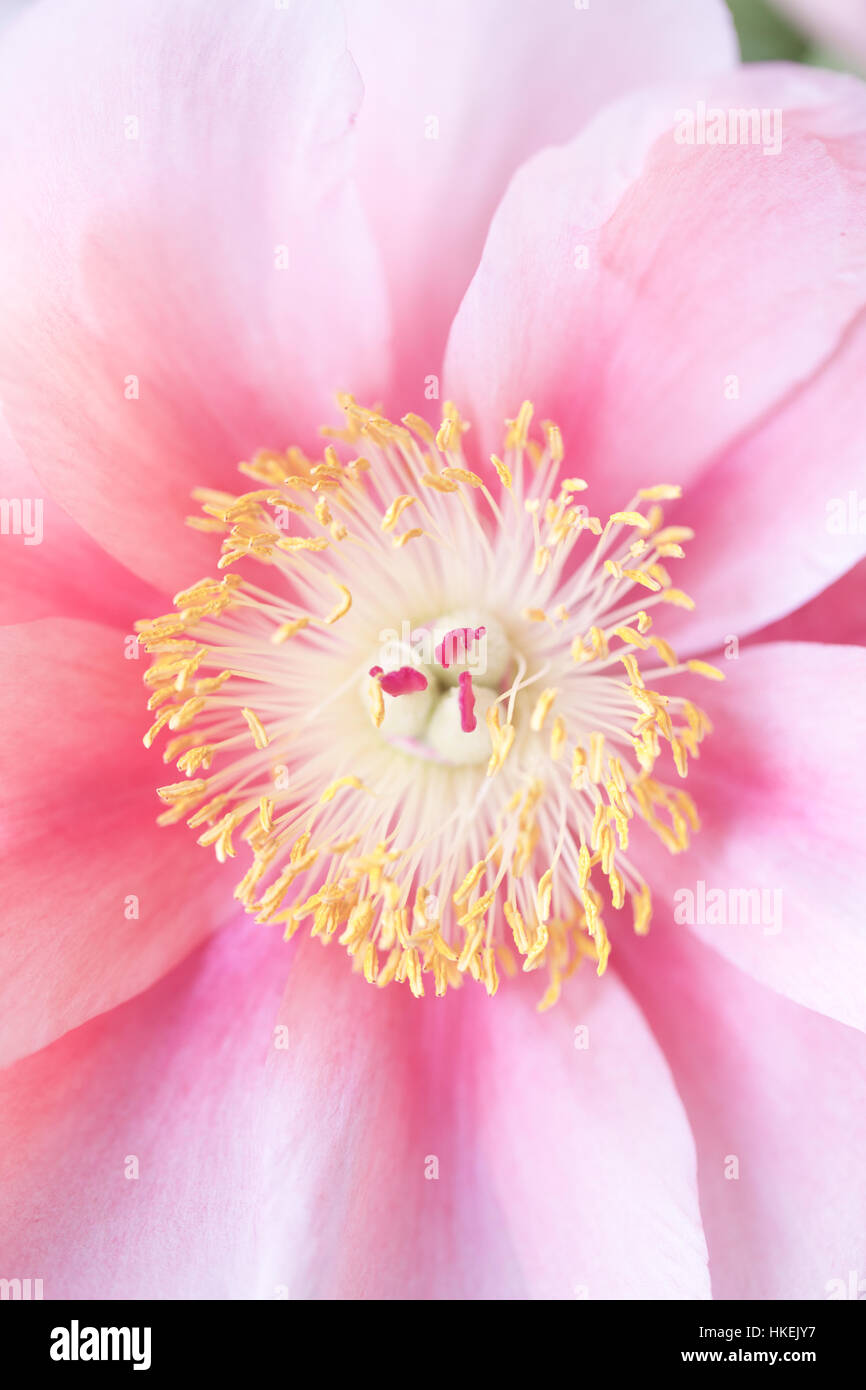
[658,588,695,610]
[157,778,209,803]
[653,526,694,546]
[638,484,682,501]
[542,421,564,462]
[453,861,487,905]
[457,888,496,928]
[482,948,499,997]
[323,583,352,624]
[486,723,515,776]
[550,715,566,762]
[441,467,483,488]
[176,745,214,776]
[648,635,678,666]
[491,454,512,489]
[632,885,653,936]
[609,869,625,910]
[614,625,649,649]
[401,413,436,443]
[421,472,459,493]
[571,744,587,789]
[241,708,269,750]
[368,676,385,729]
[393,527,424,548]
[620,653,644,688]
[381,495,417,530]
[611,510,651,531]
[536,869,554,923]
[505,400,534,450]
[588,733,605,784]
[622,568,661,592]
[319,775,365,803]
[686,659,725,681]
[504,901,529,955]
[271,618,309,644]
[276,536,329,553]
[530,687,558,732]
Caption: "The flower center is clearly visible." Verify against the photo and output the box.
[138,397,722,1007]
[366,608,514,766]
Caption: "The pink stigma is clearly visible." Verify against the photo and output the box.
[370,665,429,697]
[435,626,486,669]
[458,671,477,732]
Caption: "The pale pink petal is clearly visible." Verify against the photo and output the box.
[0,0,390,594]
[750,557,866,648]
[346,0,737,406]
[616,918,866,1299]
[255,936,524,1299]
[465,964,710,1298]
[0,416,160,626]
[660,310,866,651]
[255,937,709,1298]
[643,641,866,1032]
[0,619,237,1066]
[0,922,290,1299]
[445,65,866,643]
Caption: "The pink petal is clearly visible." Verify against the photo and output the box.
[465,965,710,1298]
[0,0,390,594]
[256,937,709,1298]
[444,65,866,641]
[345,0,737,405]
[661,310,866,651]
[617,919,866,1299]
[750,557,866,648]
[0,922,290,1299]
[0,618,237,1066]
[0,417,161,626]
[0,926,708,1298]
[256,936,524,1298]
[646,641,866,1032]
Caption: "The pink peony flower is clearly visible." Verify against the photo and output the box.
[0,0,864,1300]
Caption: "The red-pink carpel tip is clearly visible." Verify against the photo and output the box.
[435,626,486,669]
[458,671,477,732]
[369,665,429,697]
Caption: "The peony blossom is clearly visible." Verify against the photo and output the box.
[0,0,865,1301]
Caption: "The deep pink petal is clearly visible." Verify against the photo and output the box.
[0,619,237,1065]
[0,417,161,626]
[0,922,289,1298]
[0,0,390,594]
